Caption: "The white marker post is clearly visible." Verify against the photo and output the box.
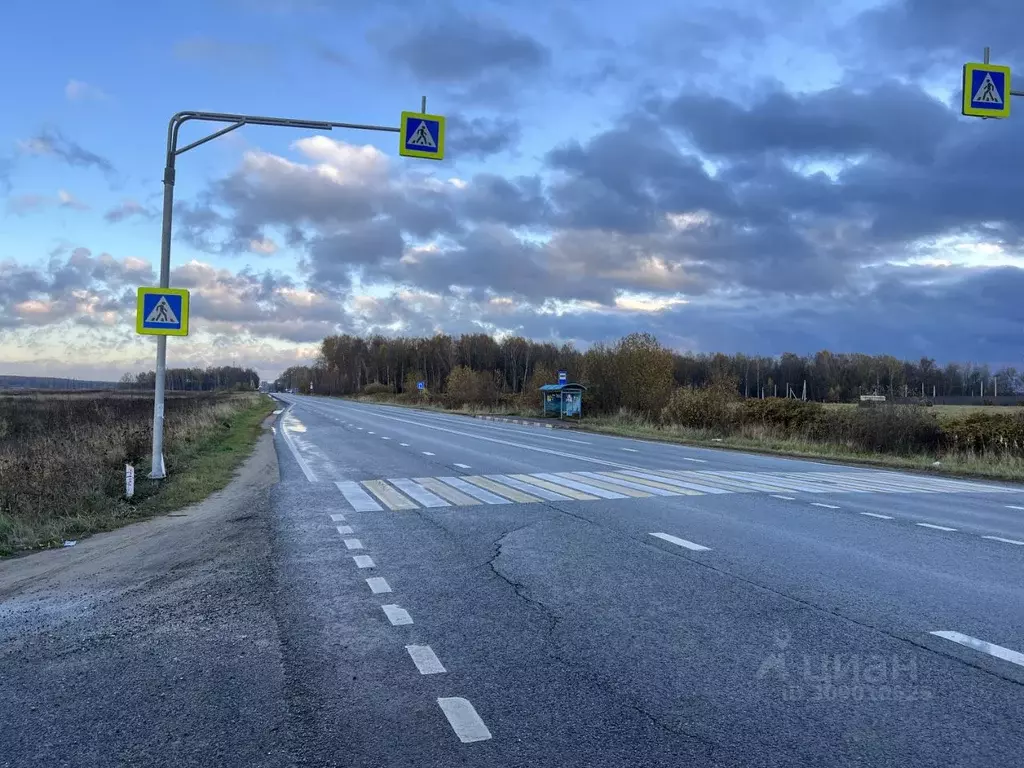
[125,464,135,499]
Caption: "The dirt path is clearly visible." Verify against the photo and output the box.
[0,423,291,768]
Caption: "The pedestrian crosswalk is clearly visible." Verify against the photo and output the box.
[333,469,1014,512]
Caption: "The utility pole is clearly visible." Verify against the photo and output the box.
[147,103,435,478]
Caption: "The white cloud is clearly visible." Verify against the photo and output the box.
[65,79,108,102]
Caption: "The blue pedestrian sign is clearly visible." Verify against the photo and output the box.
[558,370,567,384]
[400,111,446,160]
[417,381,425,391]
[962,62,1011,118]
[136,287,190,336]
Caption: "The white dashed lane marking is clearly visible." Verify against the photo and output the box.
[400,443,410,447]
[930,631,1024,669]
[382,604,413,626]
[860,512,894,519]
[1006,505,1024,511]
[329,513,346,522]
[353,555,375,568]
[406,645,446,674]
[437,697,492,743]
[650,532,711,552]
[423,451,436,456]
[811,502,841,510]
[344,538,364,550]
[982,536,1024,545]
[336,525,354,535]
[366,577,392,593]
[622,448,638,453]
[771,495,796,501]
[454,463,472,469]
[916,523,957,532]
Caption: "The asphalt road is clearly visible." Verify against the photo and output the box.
[271,394,1024,767]
[2,395,1022,767]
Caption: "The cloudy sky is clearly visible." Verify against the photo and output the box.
[2,0,1023,381]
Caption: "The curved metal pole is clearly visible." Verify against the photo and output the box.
[147,109,405,479]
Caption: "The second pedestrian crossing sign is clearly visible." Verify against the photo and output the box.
[399,111,445,160]
[963,62,1011,118]
[136,287,190,336]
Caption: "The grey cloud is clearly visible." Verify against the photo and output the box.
[458,174,549,227]
[19,130,115,174]
[105,200,154,223]
[382,14,549,82]
[307,219,406,292]
[446,114,521,159]
[654,81,954,163]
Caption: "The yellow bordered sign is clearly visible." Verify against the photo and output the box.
[399,111,445,160]
[962,62,1011,118]
[136,287,190,336]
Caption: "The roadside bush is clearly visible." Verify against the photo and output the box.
[942,412,1024,455]
[362,382,392,396]
[739,398,825,435]
[661,386,734,432]
[839,405,943,455]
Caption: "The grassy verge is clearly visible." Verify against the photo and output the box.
[571,414,1024,482]
[0,393,276,557]
[331,394,1024,483]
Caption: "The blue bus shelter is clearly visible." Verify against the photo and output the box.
[540,382,586,418]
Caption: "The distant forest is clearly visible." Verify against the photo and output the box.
[120,366,261,392]
[274,332,1023,404]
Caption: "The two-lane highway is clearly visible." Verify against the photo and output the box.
[269,394,1024,767]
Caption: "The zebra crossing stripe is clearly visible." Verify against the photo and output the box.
[414,476,481,506]
[565,472,653,498]
[621,469,732,495]
[362,479,417,510]
[488,474,573,501]
[575,471,675,497]
[686,471,771,492]
[438,476,511,504]
[534,472,626,499]
[335,480,384,512]
[390,478,450,507]
[462,475,540,503]
[602,471,703,496]
[509,473,598,500]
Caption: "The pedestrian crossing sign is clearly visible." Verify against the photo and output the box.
[136,287,190,336]
[399,111,445,160]
[962,62,1011,118]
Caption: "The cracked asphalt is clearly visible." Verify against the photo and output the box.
[266,395,1024,767]
[3,396,1022,767]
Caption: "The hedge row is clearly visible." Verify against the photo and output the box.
[662,389,1024,457]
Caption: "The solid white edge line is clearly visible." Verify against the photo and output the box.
[982,535,1024,545]
[860,512,894,519]
[366,577,392,593]
[770,494,795,501]
[930,631,1024,668]
[437,697,492,743]
[916,523,958,531]
[406,645,446,674]
[649,532,711,552]
[382,604,413,625]
[279,407,317,482]
[353,555,375,568]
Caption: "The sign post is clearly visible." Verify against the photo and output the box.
[146,99,444,479]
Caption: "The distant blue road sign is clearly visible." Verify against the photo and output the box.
[417,381,425,391]
[136,287,190,336]
[558,370,567,384]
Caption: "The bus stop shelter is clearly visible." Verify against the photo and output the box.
[540,383,586,418]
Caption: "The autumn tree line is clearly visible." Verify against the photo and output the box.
[120,366,261,392]
[274,331,1023,416]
